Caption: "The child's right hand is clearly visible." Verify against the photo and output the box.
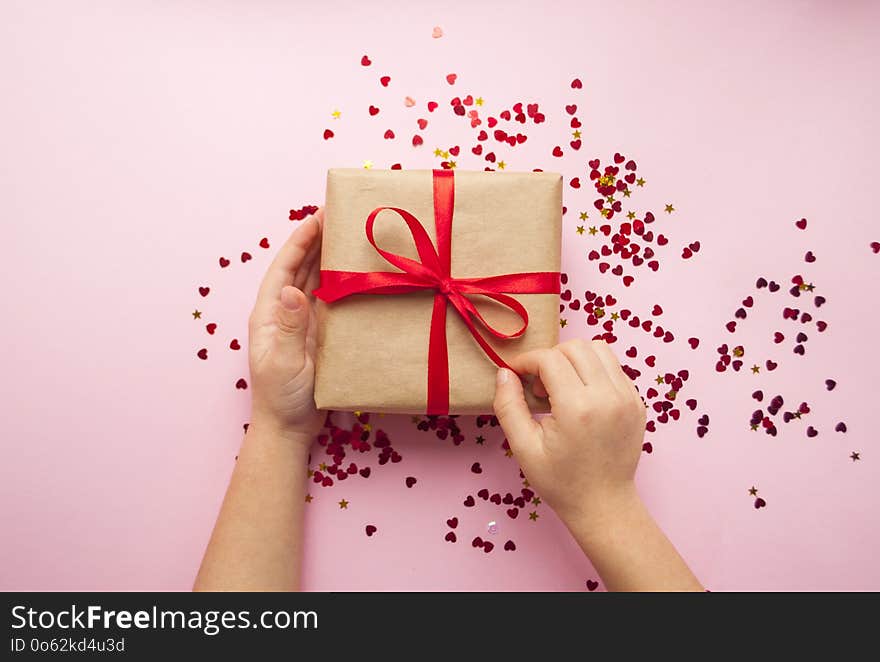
[492,339,647,532]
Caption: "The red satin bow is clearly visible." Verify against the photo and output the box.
[313,169,559,415]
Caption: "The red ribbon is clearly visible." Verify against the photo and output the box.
[313,169,559,415]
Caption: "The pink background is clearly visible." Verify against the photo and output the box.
[2,0,878,591]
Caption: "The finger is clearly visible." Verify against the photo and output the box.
[493,368,542,463]
[300,239,324,297]
[305,296,318,358]
[591,340,640,399]
[294,233,323,292]
[256,209,323,307]
[506,347,584,404]
[530,376,548,399]
[556,338,613,388]
[273,285,311,369]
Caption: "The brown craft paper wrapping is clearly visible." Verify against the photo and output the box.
[314,168,562,415]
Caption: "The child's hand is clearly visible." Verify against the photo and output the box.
[492,339,646,530]
[247,210,324,445]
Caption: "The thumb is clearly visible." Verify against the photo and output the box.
[274,286,310,363]
[493,368,542,461]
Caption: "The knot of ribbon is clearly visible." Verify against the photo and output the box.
[313,169,559,414]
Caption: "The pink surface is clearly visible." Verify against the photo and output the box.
[2,0,878,591]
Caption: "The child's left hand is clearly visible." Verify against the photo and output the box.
[247,210,324,445]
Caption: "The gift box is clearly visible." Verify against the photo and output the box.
[312,168,562,415]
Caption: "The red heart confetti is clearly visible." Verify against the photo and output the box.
[190,50,867,564]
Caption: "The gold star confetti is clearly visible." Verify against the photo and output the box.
[579,211,589,221]
[576,225,585,235]
[800,283,815,292]
[529,511,539,521]
[610,312,620,321]
[475,97,484,106]
[498,160,507,169]
[733,347,744,357]
[363,423,372,432]
[338,499,349,509]
[850,451,860,461]
[522,479,530,487]
[475,435,485,445]
[664,203,675,213]
[331,109,341,119]
[532,497,542,506]
[560,318,568,328]
[305,494,313,503]
[192,310,202,319]
[626,211,636,220]
[748,486,758,496]
[441,150,450,159]
[354,410,362,417]
[600,208,610,218]
[599,174,615,186]
[363,160,374,169]
[433,148,443,157]
[751,365,760,374]
[448,160,457,169]
[636,177,646,186]
[750,423,759,431]
[623,189,631,198]
[572,129,582,139]
[594,307,605,318]
[505,449,514,458]
[308,469,315,478]
[588,226,598,235]
[655,375,665,385]
[319,462,328,471]
[605,195,615,203]
[793,411,802,419]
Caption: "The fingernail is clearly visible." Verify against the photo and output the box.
[281,287,303,311]
[497,368,509,384]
